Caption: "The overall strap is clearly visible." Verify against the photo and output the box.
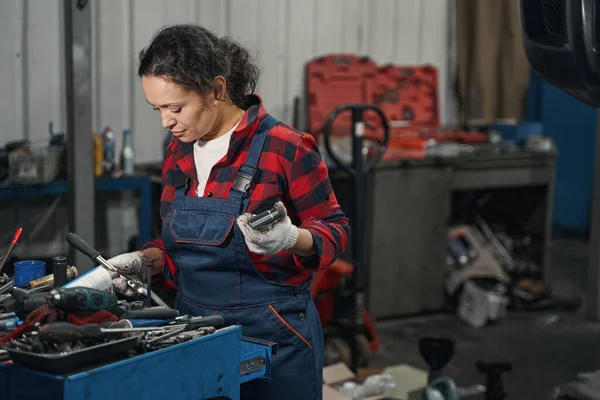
[173,169,191,198]
[229,115,278,213]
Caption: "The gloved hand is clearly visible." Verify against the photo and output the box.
[105,251,149,297]
[236,201,300,256]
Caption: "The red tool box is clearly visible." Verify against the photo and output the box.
[305,54,377,138]
[306,54,486,162]
[366,64,440,130]
[306,56,436,156]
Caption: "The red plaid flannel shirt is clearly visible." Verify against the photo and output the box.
[141,95,350,288]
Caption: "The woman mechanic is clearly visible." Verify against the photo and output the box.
[105,24,349,399]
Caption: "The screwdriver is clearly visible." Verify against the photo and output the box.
[46,287,118,312]
[0,228,22,275]
[39,315,225,344]
[38,320,170,343]
[167,314,225,330]
[64,314,223,335]
[108,315,225,331]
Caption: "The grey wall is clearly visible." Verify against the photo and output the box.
[0,0,458,259]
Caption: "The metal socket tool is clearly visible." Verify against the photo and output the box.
[65,232,169,308]
[0,280,14,295]
[248,206,284,231]
[127,280,147,297]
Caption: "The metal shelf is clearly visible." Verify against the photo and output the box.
[0,176,153,260]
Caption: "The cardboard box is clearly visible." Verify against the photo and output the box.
[323,363,389,400]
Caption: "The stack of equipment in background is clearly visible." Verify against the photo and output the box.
[304,53,554,163]
[303,52,564,331]
[305,53,489,162]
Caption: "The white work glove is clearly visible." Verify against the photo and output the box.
[105,251,149,297]
[236,201,300,256]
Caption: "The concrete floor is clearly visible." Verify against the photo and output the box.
[369,238,599,400]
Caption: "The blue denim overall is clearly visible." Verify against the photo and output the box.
[162,115,324,400]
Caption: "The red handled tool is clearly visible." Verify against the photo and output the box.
[0,228,23,275]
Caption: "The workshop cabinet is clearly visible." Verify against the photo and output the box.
[368,167,453,318]
[330,165,453,319]
[330,152,555,320]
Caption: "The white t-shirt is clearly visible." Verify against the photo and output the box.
[194,120,241,197]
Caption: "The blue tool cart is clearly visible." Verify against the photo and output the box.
[0,325,276,400]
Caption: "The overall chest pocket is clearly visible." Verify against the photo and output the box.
[169,210,235,246]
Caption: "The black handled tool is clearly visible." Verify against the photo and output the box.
[121,307,180,320]
[9,288,57,319]
[66,233,117,274]
[323,103,390,373]
[38,320,134,343]
[170,315,226,330]
[39,315,224,344]
[22,292,51,314]
[6,291,39,317]
[38,320,181,343]
[66,232,168,307]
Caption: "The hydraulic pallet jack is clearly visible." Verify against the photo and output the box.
[320,104,390,372]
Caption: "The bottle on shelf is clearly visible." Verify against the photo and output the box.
[102,126,116,176]
[121,128,134,176]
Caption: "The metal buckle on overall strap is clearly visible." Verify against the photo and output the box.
[232,165,256,196]
[173,171,187,189]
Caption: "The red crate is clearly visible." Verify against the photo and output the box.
[306,54,377,137]
[365,65,440,131]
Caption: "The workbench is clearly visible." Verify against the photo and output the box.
[0,325,275,400]
[330,149,557,319]
[0,176,153,249]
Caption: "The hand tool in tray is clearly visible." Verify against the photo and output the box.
[2,314,226,374]
[4,335,140,375]
[65,232,168,307]
[36,314,225,344]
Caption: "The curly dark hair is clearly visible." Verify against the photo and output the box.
[138,24,260,109]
